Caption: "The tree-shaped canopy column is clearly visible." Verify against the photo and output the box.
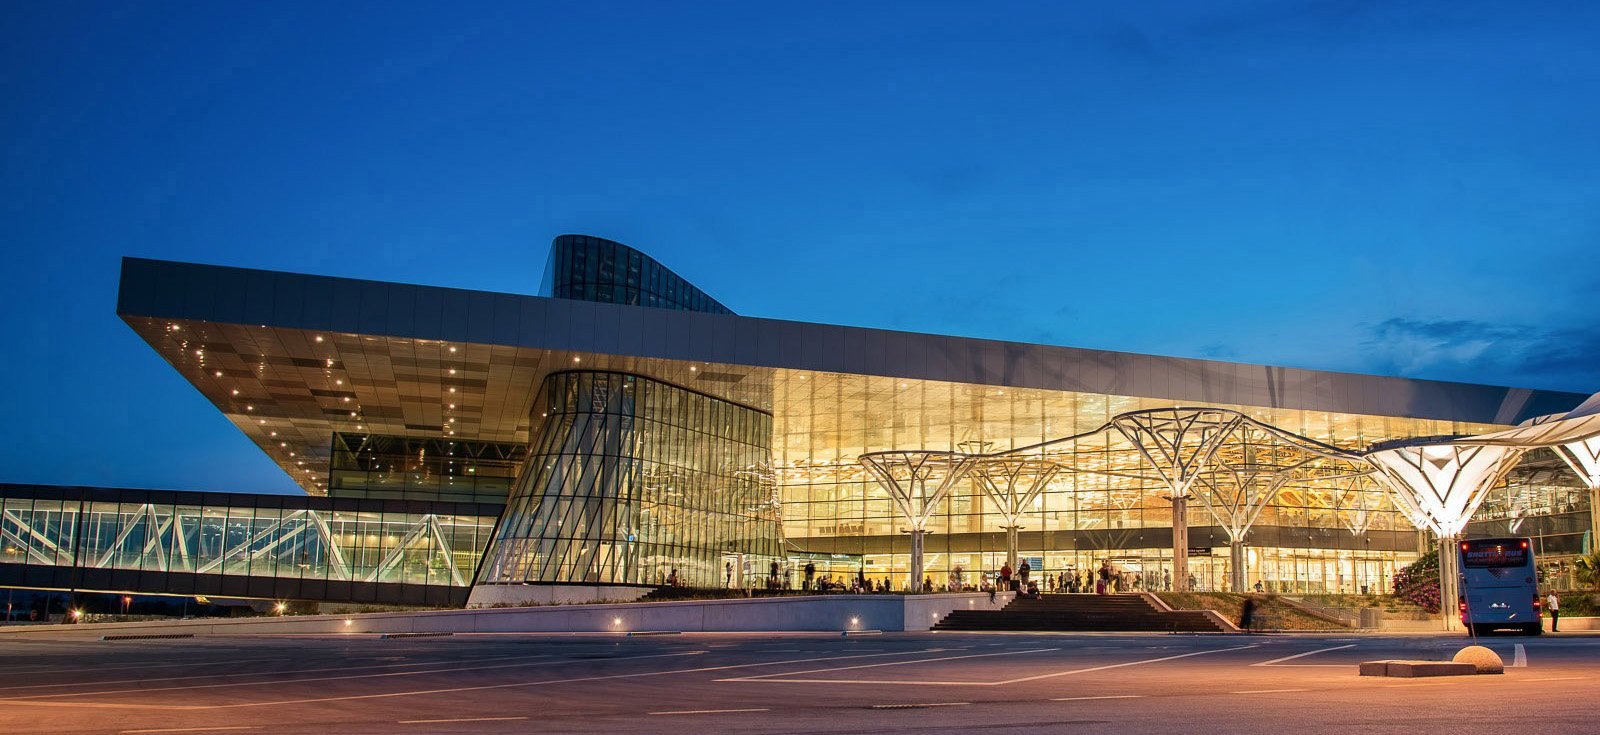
[1111,409,1242,593]
[1328,473,1385,538]
[1365,440,1526,630]
[971,457,1060,575]
[859,451,977,593]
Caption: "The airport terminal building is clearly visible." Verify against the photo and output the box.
[1,236,1593,606]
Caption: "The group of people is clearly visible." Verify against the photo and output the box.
[696,558,1199,595]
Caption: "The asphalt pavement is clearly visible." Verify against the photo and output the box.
[0,629,1595,734]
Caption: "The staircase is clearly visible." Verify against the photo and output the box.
[932,593,1230,633]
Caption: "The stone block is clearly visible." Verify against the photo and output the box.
[1359,659,1478,677]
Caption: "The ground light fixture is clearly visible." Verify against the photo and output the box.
[274,602,287,615]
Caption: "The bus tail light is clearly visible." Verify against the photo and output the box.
[1458,597,1467,622]
[1533,594,1542,616]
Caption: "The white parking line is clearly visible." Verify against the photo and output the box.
[1512,644,1527,668]
[121,728,261,734]
[1051,695,1142,702]
[871,702,968,709]
[5,653,592,700]
[1231,688,1308,694]
[0,653,550,692]
[1251,644,1356,667]
[721,648,1057,683]
[995,644,1260,685]
[0,647,952,710]
[1522,676,1583,682]
[649,708,769,715]
[398,716,530,724]
[721,644,1260,687]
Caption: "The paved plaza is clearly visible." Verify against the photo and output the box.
[0,629,1595,734]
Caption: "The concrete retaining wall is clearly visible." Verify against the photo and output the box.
[0,592,1013,638]
[1546,615,1598,631]
[465,584,653,607]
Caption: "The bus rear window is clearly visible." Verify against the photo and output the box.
[1462,543,1528,568]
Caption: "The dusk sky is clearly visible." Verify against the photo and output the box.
[3,2,1598,494]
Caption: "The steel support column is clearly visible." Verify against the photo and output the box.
[1171,495,1189,592]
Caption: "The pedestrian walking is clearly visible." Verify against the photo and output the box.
[1241,597,1257,632]
[1547,591,1560,632]
[1018,559,1031,587]
[803,561,816,591]
[769,560,780,590]
[1000,563,1013,590]
[726,561,734,588]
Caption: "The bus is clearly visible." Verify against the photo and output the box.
[1458,537,1541,636]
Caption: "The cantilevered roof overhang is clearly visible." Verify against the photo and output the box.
[116,257,1589,494]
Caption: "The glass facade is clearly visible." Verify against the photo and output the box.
[0,484,500,605]
[541,234,735,314]
[478,371,781,589]
[770,373,1500,594]
[328,432,524,503]
[1467,448,1594,589]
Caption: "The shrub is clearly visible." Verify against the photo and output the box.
[1393,549,1441,613]
[1574,551,1600,593]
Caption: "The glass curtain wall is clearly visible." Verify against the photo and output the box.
[479,371,780,589]
[0,488,498,589]
[773,375,1467,593]
[328,433,524,504]
[541,234,735,314]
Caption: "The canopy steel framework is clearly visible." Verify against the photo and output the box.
[863,407,1376,593]
[858,451,979,593]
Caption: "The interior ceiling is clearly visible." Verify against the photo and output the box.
[124,315,1511,497]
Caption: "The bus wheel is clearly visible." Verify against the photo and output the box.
[1524,623,1542,636]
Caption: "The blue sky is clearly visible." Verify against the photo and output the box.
[3,1,1597,494]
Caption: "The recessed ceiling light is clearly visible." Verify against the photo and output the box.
[314,336,323,342]
[231,389,239,396]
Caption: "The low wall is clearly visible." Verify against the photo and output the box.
[1547,616,1599,632]
[465,584,653,607]
[0,592,1013,638]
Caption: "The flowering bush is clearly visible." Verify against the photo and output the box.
[1393,550,1441,613]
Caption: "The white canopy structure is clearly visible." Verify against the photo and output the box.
[1363,391,1600,630]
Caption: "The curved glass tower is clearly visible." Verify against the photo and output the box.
[540,234,734,314]
[476,371,780,590]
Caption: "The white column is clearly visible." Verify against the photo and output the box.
[908,529,925,593]
[1230,539,1247,592]
[1171,495,1189,592]
[1366,441,1525,631]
